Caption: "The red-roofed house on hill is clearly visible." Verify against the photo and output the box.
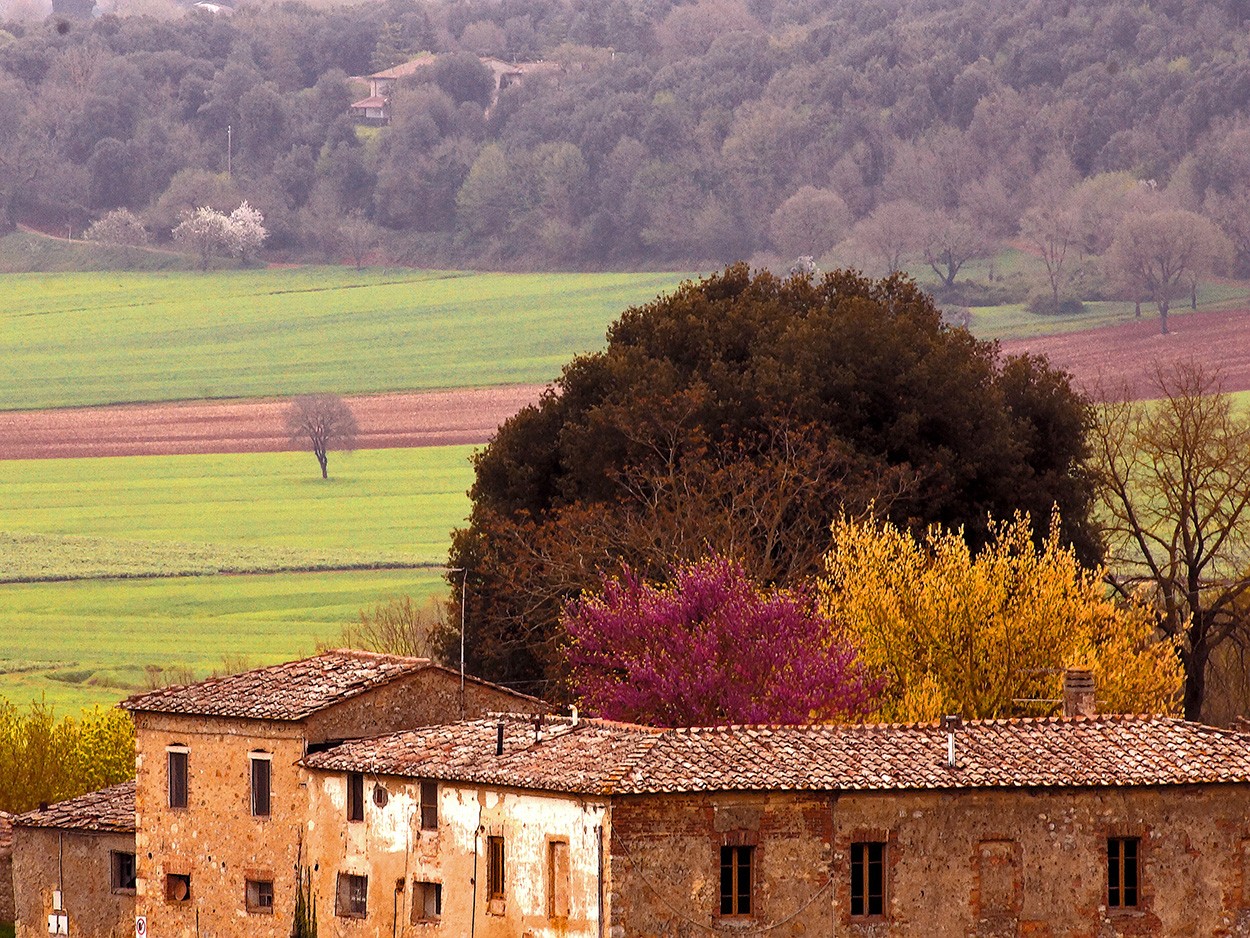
[118,649,546,938]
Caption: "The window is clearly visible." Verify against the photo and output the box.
[167,746,188,809]
[1108,838,1140,909]
[245,879,274,913]
[335,873,368,918]
[851,842,885,917]
[487,836,506,900]
[250,753,271,817]
[165,873,191,903]
[420,780,438,830]
[548,840,570,919]
[347,772,364,822]
[110,851,136,893]
[411,881,442,923]
[720,845,753,917]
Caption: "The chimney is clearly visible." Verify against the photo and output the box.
[495,720,505,756]
[940,714,962,768]
[1063,668,1097,718]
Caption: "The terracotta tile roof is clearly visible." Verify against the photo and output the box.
[304,714,662,795]
[304,715,1250,796]
[121,650,544,721]
[14,781,135,833]
[368,54,435,81]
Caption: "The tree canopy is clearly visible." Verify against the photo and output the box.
[563,555,878,726]
[449,265,1097,689]
[820,512,1183,723]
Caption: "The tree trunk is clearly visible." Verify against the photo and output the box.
[1051,282,1060,315]
[1134,298,1141,318]
[1159,298,1169,335]
[318,453,328,479]
[1184,642,1208,722]
[1191,281,1197,310]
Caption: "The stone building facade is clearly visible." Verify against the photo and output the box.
[16,654,1250,937]
[11,783,135,938]
[120,650,548,938]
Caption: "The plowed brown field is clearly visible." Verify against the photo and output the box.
[0,385,544,460]
[998,309,1250,399]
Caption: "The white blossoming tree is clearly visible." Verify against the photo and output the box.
[228,200,267,262]
[172,201,267,270]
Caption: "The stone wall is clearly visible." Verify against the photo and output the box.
[608,783,1250,937]
[12,827,134,938]
[0,812,13,925]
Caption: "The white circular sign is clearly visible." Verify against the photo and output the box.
[135,916,147,938]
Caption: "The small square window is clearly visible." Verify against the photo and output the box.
[110,852,136,894]
[1108,838,1140,908]
[851,842,885,917]
[411,881,442,923]
[246,879,274,913]
[720,845,753,917]
[336,873,368,918]
[347,772,364,822]
[420,780,438,830]
[165,873,191,903]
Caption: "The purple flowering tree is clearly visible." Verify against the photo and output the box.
[563,555,880,726]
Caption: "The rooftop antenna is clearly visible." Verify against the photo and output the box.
[445,566,468,719]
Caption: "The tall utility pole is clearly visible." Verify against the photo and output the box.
[446,567,468,718]
[226,125,232,177]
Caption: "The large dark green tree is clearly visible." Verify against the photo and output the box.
[448,265,1098,690]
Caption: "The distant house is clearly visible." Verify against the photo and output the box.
[11,783,136,938]
[350,54,563,125]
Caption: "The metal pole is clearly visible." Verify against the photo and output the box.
[227,125,232,177]
[460,568,468,718]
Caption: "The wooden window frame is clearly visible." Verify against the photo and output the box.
[487,835,506,901]
[245,878,274,914]
[420,779,438,830]
[548,838,571,919]
[110,851,136,894]
[719,844,754,918]
[167,746,189,809]
[411,880,442,923]
[850,841,886,918]
[335,872,368,918]
[250,752,272,818]
[1107,837,1140,909]
[347,772,364,822]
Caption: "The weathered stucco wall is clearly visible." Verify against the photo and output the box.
[13,827,134,938]
[305,770,607,937]
[1,813,13,925]
[609,784,1250,938]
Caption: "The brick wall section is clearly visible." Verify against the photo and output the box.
[12,828,134,938]
[608,785,1250,937]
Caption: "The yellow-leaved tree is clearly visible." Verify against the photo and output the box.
[820,511,1183,722]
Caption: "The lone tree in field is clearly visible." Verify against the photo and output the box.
[285,394,358,479]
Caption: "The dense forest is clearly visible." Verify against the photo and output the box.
[3,0,1250,274]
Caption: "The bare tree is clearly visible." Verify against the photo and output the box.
[919,210,989,287]
[1021,200,1079,314]
[339,595,448,660]
[1106,209,1231,334]
[851,199,926,274]
[338,214,380,271]
[285,394,359,479]
[1091,362,1250,720]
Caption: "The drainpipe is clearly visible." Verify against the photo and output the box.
[471,803,483,938]
[596,823,605,938]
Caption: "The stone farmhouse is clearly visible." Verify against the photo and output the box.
[350,54,562,124]
[13,656,1250,936]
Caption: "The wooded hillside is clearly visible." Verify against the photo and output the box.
[3,0,1249,271]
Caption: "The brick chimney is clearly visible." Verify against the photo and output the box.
[1062,668,1096,718]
